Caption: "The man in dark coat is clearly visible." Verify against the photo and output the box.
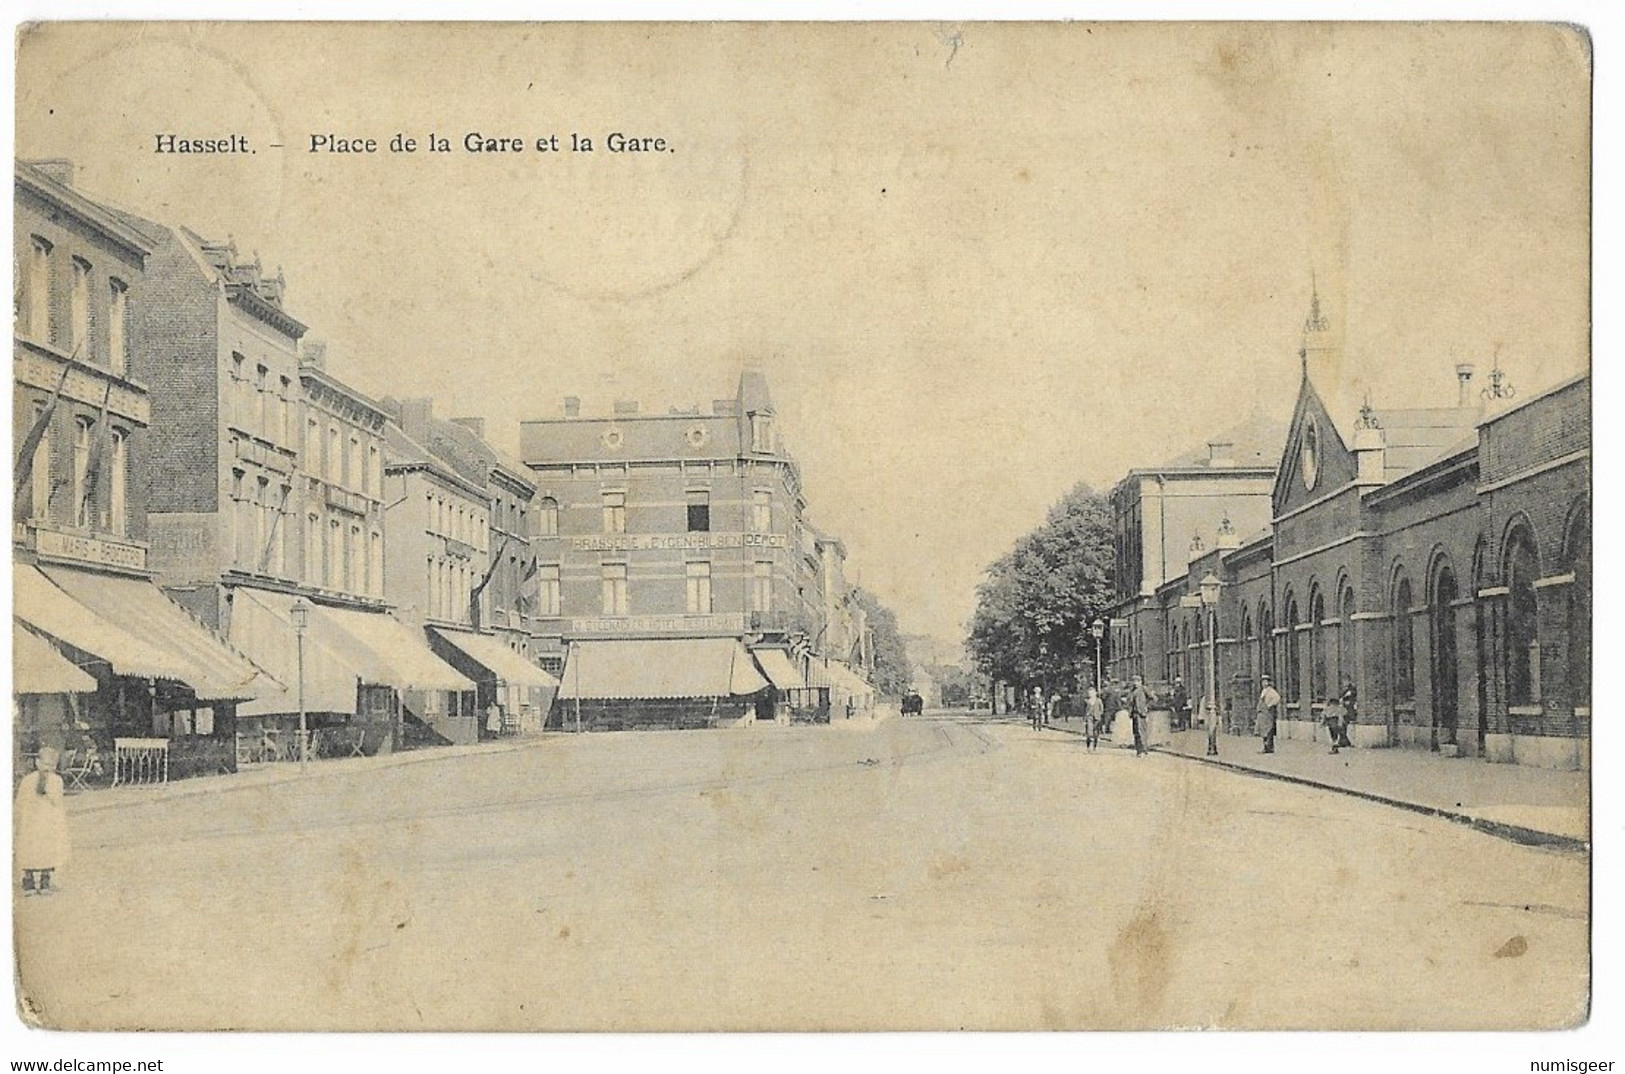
[1128,674,1152,756]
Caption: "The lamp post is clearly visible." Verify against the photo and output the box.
[290,598,309,774]
[1199,573,1220,756]
[1090,618,1105,695]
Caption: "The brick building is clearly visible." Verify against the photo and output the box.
[107,209,470,757]
[13,160,280,778]
[1099,291,1590,770]
[519,370,866,728]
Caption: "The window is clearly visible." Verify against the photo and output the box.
[537,497,559,536]
[256,365,271,437]
[30,405,51,520]
[1309,588,1327,701]
[326,426,340,482]
[750,412,773,453]
[327,518,342,588]
[602,491,626,534]
[231,353,248,426]
[254,477,270,568]
[230,469,248,564]
[70,258,91,355]
[273,485,291,575]
[305,416,319,461]
[279,377,293,443]
[687,489,711,532]
[540,564,561,617]
[348,524,362,592]
[1505,531,1540,706]
[427,558,439,618]
[108,280,129,373]
[1563,509,1590,710]
[1393,576,1416,703]
[601,563,628,615]
[1338,587,1356,695]
[349,436,361,490]
[306,513,321,585]
[753,560,774,613]
[28,237,51,343]
[686,561,713,614]
[109,430,128,536]
[72,418,94,527]
[752,489,772,533]
[1283,594,1301,704]
[1259,603,1275,684]
[365,443,379,496]
[369,530,384,597]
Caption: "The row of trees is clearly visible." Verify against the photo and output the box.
[852,587,912,698]
[966,482,1116,702]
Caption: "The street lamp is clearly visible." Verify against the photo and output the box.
[290,598,309,774]
[1199,574,1220,757]
[1090,618,1105,695]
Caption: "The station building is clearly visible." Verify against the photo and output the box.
[1105,294,1589,769]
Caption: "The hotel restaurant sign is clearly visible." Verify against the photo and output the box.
[569,613,750,636]
[569,532,790,553]
[19,523,149,573]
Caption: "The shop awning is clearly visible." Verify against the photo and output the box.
[807,659,873,697]
[13,623,97,695]
[40,566,282,702]
[558,638,768,700]
[430,628,560,690]
[230,590,474,715]
[752,648,806,691]
[14,565,204,682]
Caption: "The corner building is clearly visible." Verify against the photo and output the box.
[520,371,861,729]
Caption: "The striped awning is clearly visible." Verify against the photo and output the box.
[430,628,560,690]
[14,565,204,683]
[558,638,768,701]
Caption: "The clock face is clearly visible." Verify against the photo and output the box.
[1301,417,1320,491]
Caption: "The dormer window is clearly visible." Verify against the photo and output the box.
[750,412,774,453]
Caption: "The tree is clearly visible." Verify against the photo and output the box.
[852,588,912,699]
[966,482,1115,702]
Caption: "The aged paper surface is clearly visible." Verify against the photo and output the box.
[9,21,1591,1037]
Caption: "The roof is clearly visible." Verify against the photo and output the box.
[39,566,282,701]
[13,623,97,695]
[1145,411,1288,472]
[1369,409,1481,480]
[15,162,154,261]
[383,423,490,500]
[558,638,768,700]
[430,628,559,690]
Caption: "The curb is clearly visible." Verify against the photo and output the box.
[1044,724,1589,854]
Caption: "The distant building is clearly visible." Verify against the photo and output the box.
[520,370,867,728]
[12,160,279,777]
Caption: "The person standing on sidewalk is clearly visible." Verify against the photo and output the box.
[1339,681,1357,748]
[1256,676,1281,754]
[1171,676,1190,732]
[1324,694,1347,755]
[1128,674,1151,756]
[16,747,69,896]
[1084,686,1104,752]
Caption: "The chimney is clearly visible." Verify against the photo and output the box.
[29,159,76,187]
[563,396,581,419]
[1215,514,1240,552]
[1455,363,1476,408]
[1352,400,1386,485]
[451,417,486,440]
[613,399,640,416]
[301,341,327,369]
[400,397,434,434]
[1207,440,1235,468]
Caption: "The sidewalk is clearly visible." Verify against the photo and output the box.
[64,733,555,815]
[1052,724,1589,851]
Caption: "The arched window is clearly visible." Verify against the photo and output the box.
[1259,601,1275,684]
[1338,586,1357,696]
[1393,574,1415,703]
[1505,526,1541,707]
[1239,607,1254,688]
[1283,592,1302,704]
[1562,505,1590,710]
[1309,586,1327,701]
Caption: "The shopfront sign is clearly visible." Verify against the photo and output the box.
[570,532,787,553]
[31,526,149,572]
[569,613,748,635]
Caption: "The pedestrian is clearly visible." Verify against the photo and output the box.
[16,746,69,897]
[1128,674,1151,756]
[1256,675,1281,754]
[1204,693,1221,757]
[1084,686,1105,752]
[1339,681,1357,748]
[1324,694,1347,755]
[1171,676,1190,732]
[1030,687,1044,731]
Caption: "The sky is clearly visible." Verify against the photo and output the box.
[15,22,1591,644]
